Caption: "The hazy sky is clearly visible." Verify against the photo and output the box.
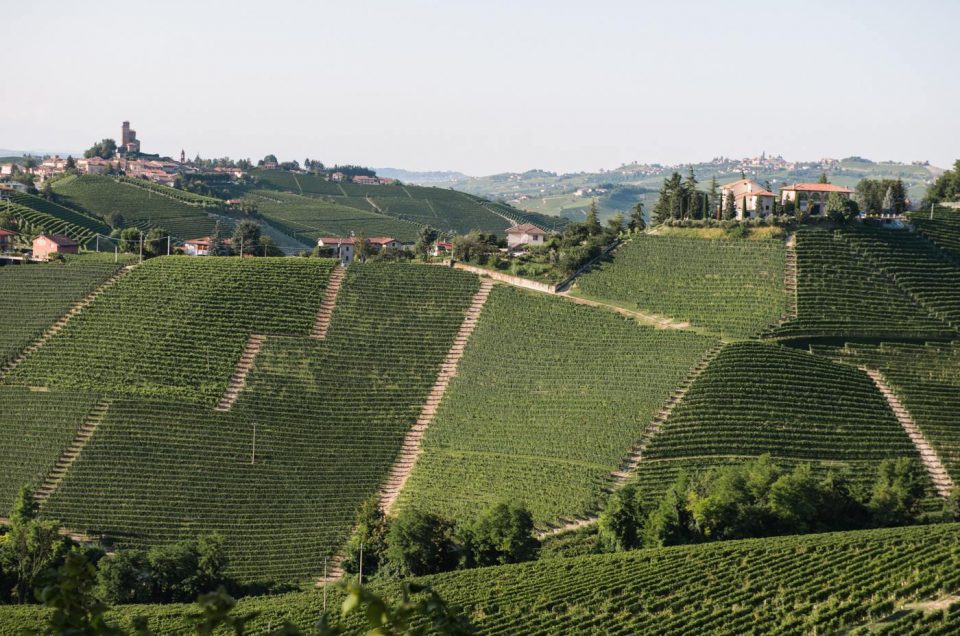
[3,0,958,174]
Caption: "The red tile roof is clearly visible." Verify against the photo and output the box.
[506,223,546,235]
[781,183,854,194]
[0,229,16,237]
[39,234,78,246]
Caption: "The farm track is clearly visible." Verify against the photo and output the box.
[310,265,345,339]
[784,232,797,319]
[214,335,266,412]
[0,265,136,380]
[862,367,954,497]
[34,398,112,504]
[538,343,725,538]
[378,279,495,513]
[315,278,494,587]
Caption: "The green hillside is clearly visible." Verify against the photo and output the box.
[10,258,336,404]
[398,286,718,526]
[7,263,479,581]
[248,190,422,243]
[4,523,959,635]
[634,341,930,500]
[52,175,227,240]
[3,191,110,245]
[572,235,787,338]
[0,254,129,367]
[911,207,960,259]
[768,228,954,341]
[826,342,960,481]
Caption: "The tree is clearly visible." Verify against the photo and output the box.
[881,187,894,214]
[708,176,719,219]
[0,488,70,603]
[606,212,624,235]
[683,166,699,220]
[40,180,53,200]
[143,227,169,257]
[84,139,117,160]
[628,201,646,232]
[651,173,682,225]
[643,473,694,547]
[890,178,908,214]
[353,232,370,263]
[343,497,390,577]
[383,509,456,578]
[231,220,262,256]
[868,458,926,527]
[598,484,645,552]
[818,171,829,184]
[261,154,278,166]
[923,158,960,207]
[65,155,76,171]
[208,221,230,257]
[117,227,142,254]
[825,192,852,223]
[459,502,538,568]
[723,190,736,220]
[414,226,439,261]
[584,199,602,235]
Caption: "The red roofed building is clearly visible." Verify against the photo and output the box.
[367,236,403,250]
[720,179,775,220]
[780,183,854,215]
[33,234,78,260]
[505,223,547,248]
[0,228,16,252]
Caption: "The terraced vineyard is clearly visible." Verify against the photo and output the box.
[249,190,421,242]
[837,226,960,329]
[825,341,960,482]
[573,235,787,338]
[5,523,959,635]
[634,341,928,500]
[0,387,100,511]
[9,258,337,404]
[37,263,479,581]
[52,175,226,240]
[3,191,111,244]
[911,207,960,260]
[252,168,345,196]
[767,229,954,341]
[397,285,718,525]
[0,254,130,368]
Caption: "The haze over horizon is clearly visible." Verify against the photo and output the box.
[3,0,958,175]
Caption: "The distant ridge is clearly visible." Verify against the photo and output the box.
[374,167,470,184]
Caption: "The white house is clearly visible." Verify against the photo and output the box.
[505,223,547,249]
[317,237,356,264]
[720,179,775,220]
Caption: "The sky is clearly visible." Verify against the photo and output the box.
[2,0,958,175]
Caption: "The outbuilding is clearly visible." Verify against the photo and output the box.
[33,234,78,260]
[505,223,547,248]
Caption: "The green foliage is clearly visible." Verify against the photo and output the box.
[911,207,960,259]
[0,493,71,603]
[868,457,929,526]
[575,235,786,338]
[597,484,645,552]
[343,498,389,577]
[923,159,960,206]
[231,219,262,255]
[383,509,456,578]
[84,139,117,160]
[458,502,539,568]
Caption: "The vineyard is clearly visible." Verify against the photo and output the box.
[767,228,954,341]
[911,207,960,260]
[8,258,337,404]
[28,263,479,581]
[0,254,130,367]
[52,175,226,240]
[4,522,959,634]
[836,226,960,329]
[396,285,718,525]
[115,176,224,207]
[248,190,422,243]
[2,191,111,245]
[573,235,787,338]
[823,341,960,481]
[634,341,930,500]
[0,386,100,511]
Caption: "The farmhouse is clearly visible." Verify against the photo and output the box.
[780,183,854,215]
[367,236,404,250]
[77,157,109,175]
[432,240,453,256]
[506,223,547,248]
[0,228,15,252]
[720,179,775,220]
[317,237,356,264]
[183,237,233,256]
[33,234,78,260]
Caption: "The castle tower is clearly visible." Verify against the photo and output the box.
[121,121,131,146]
[181,149,186,164]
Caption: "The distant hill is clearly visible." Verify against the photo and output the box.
[374,167,469,184]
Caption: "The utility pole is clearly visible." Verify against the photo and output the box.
[359,541,363,586]
[251,423,257,464]
[931,203,935,221]
[114,244,118,264]
[323,557,328,612]
[139,231,143,264]
[95,234,99,253]
[167,235,171,256]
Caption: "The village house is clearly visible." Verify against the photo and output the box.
[183,237,233,256]
[506,223,547,249]
[720,179,776,219]
[77,157,109,174]
[316,237,356,264]
[330,172,346,182]
[367,236,404,251]
[33,234,79,260]
[352,175,380,185]
[0,228,16,252]
[431,240,453,257]
[780,183,854,215]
